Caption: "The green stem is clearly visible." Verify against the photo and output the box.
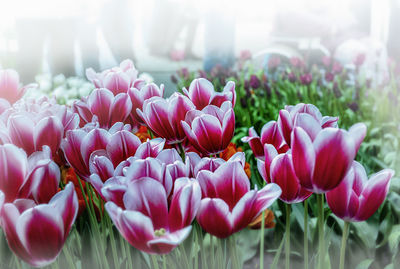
[230,235,240,269]
[304,199,309,269]
[151,255,160,269]
[177,143,186,161]
[285,204,291,269]
[317,194,325,269]
[260,210,266,269]
[163,255,167,269]
[339,222,350,269]
[106,216,119,269]
[210,235,215,268]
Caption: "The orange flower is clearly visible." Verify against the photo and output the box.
[219,142,251,178]
[60,167,103,218]
[135,126,152,143]
[248,209,276,229]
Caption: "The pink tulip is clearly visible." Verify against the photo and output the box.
[137,93,195,144]
[326,161,394,222]
[86,59,144,95]
[73,88,132,129]
[128,83,164,124]
[6,113,64,156]
[196,161,281,238]
[278,103,338,146]
[183,78,236,110]
[1,182,78,267]
[257,145,312,203]
[0,144,60,204]
[181,101,235,155]
[187,151,246,177]
[105,177,201,254]
[62,127,111,181]
[291,123,367,193]
[0,69,36,104]
[242,122,289,159]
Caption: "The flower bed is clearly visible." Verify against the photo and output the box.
[0,56,398,269]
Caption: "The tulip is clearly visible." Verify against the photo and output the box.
[182,78,236,110]
[249,75,261,89]
[86,59,144,95]
[74,88,132,129]
[128,83,164,124]
[299,73,312,85]
[62,127,111,181]
[291,123,367,193]
[196,161,281,238]
[105,177,201,254]
[258,146,312,204]
[0,144,60,204]
[1,182,78,267]
[326,161,393,269]
[0,69,36,104]
[326,161,394,222]
[181,101,235,155]
[241,121,289,159]
[137,93,195,144]
[277,103,338,146]
[6,113,64,156]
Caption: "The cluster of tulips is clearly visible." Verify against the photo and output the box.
[0,60,394,268]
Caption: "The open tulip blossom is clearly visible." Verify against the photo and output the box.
[0,59,397,269]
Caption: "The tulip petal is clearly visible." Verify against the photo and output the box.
[196,198,233,238]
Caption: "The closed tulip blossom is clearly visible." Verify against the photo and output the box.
[73,88,132,129]
[326,161,394,222]
[128,83,164,124]
[137,93,195,144]
[182,78,236,110]
[105,177,201,254]
[0,182,78,267]
[241,121,289,159]
[86,59,144,95]
[277,103,338,146]
[0,144,60,203]
[181,101,235,155]
[257,146,312,203]
[196,161,281,238]
[0,69,36,104]
[291,123,367,193]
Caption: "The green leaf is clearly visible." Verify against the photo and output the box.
[270,235,285,269]
[355,259,374,269]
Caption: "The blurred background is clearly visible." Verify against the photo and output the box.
[0,0,396,90]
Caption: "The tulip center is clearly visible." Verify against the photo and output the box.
[154,228,166,237]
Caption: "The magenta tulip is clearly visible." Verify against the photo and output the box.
[181,101,235,155]
[0,69,36,104]
[105,177,201,254]
[183,78,236,110]
[137,93,195,143]
[1,182,78,267]
[75,88,132,129]
[6,113,64,156]
[257,146,312,203]
[86,59,144,95]
[277,103,338,146]
[128,83,164,124]
[242,121,289,159]
[326,161,394,222]
[0,144,60,204]
[196,161,281,238]
[291,123,367,193]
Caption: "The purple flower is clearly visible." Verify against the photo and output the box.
[326,161,394,222]
[299,73,312,85]
[196,161,281,238]
[249,75,261,89]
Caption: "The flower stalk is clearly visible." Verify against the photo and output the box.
[339,222,350,269]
